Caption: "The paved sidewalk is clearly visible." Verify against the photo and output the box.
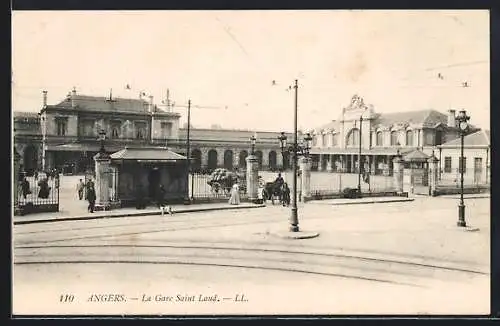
[438,193,490,200]
[13,202,265,225]
[308,196,414,205]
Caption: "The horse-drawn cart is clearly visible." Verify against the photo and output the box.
[207,168,247,195]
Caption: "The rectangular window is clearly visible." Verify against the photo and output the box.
[424,131,434,146]
[474,157,482,172]
[81,120,95,137]
[332,134,338,147]
[444,157,452,173]
[459,157,467,174]
[161,122,172,139]
[56,119,67,136]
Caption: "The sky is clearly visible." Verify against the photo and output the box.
[12,10,490,132]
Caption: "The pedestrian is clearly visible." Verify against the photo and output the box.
[37,178,50,199]
[21,177,31,199]
[135,184,146,209]
[282,183,291,207]
[156,184,166,208]
[228,180,241,205]
[86,184,96,213]
[85,178,94,200]
[257,183,265,205]
[34,171,38,181]
[76,179,85,200]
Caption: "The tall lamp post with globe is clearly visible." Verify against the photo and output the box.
[456,109,470,227]
[278,131,313,233]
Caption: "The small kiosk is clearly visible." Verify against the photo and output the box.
[402,149,430,195]
[109,146,188,207]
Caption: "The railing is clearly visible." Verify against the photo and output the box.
[16,173,60,215]
[309,172,396,196]
[189,172,249,203]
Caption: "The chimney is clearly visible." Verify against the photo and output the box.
[447,109,456,128]
[71,87,77,108]
[148,95,154,112]
[42,90,47,107]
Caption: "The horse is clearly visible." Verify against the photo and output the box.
[264,181,284,205]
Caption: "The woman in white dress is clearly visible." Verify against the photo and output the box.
[228,180,241,205]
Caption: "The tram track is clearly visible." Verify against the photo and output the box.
[14,242,488,288]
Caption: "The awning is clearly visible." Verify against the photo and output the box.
[309,147,414,155]
[46,143,122,152]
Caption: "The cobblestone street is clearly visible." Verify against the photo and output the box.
[13,196,490,315]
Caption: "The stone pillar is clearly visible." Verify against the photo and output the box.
[14,149,21,208]
[246,154,259,201]
[94,152,112,210]
[428,156,439,196]
[392,156,404,193]
[326,155,333,172]
[299,156,312,201]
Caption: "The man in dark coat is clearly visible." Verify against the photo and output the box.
[21,177,31,199]
[86,184,96,213]
[38,178,50,199]
[156,184,166,209]
[282,183,291,207]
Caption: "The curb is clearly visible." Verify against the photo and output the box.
[310,198,414,206]
[14,204,266,225]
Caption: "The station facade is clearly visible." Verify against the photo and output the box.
[13,91,489,184]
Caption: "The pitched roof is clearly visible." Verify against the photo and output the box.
[110,147,187,161]
[403,149,430,162]
[440,130,490,147]
[315,120,341,132]
[178,128,294,142]
[54,95,150,113]
[14,111,40,119]
[373,109,448,128]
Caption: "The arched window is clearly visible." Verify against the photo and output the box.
[376,131,383,146]
[406,130,413,146]
[346,128,360,147]
[223,150,233,170]
[111,127,119,138]
[322,133,328,147]
[390,131,398,146]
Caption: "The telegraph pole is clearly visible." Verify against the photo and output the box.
[290,79,299,232]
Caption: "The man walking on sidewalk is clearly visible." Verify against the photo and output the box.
[76,179,85,200]
[86,184,96,213]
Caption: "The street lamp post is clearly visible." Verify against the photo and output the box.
[184,100,192,205]
[278,130,312,233]
[456,109,470,227]
[357,108,368,195]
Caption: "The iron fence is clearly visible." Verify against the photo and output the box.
[16,174,59,214]
[189,172,249,202]
[309,172,395,195]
